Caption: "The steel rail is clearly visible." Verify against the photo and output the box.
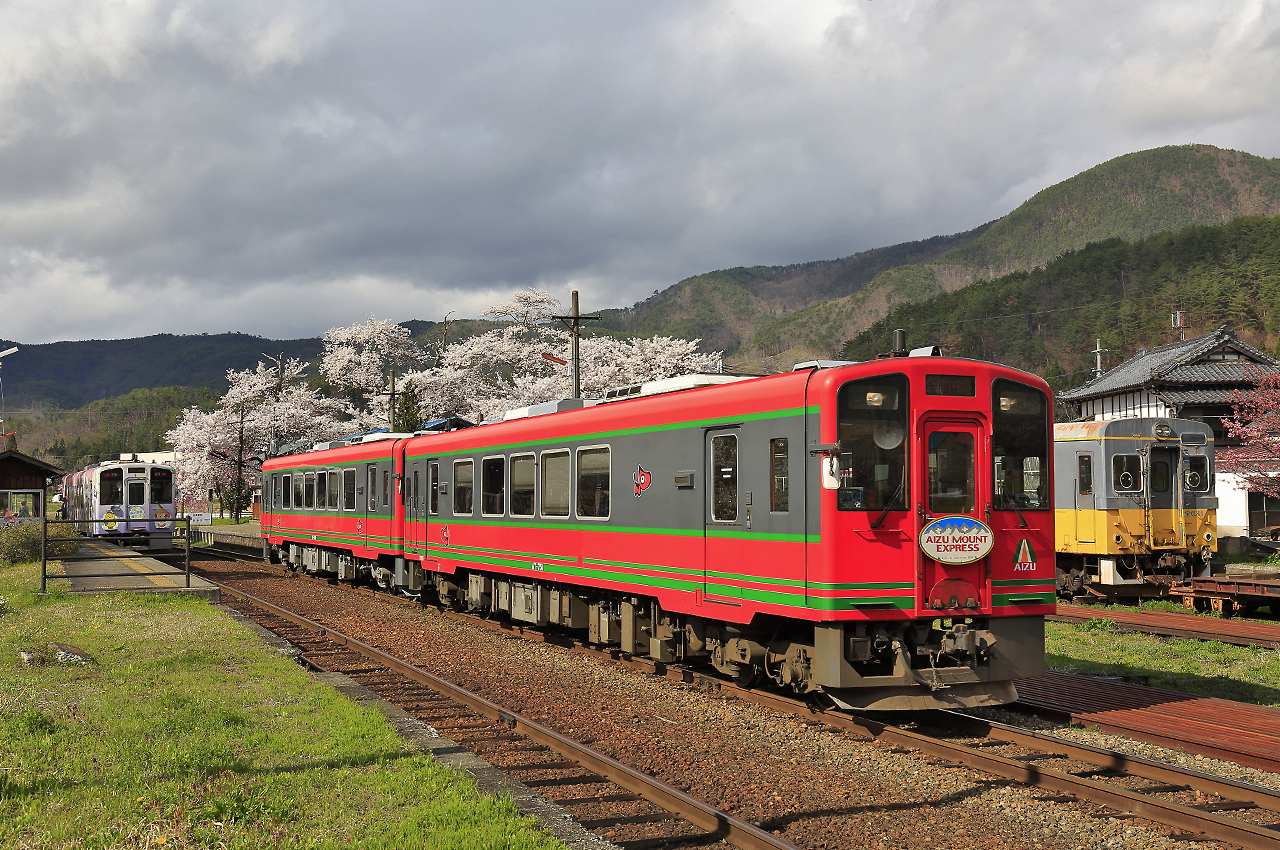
[1049,606,1280,649]
[213,581,799,850]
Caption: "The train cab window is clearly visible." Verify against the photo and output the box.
[282,474,291,508]
[712,435,738,522]
[1185,456,1210,492]
[928,431,975,514]
[835,375,909,511]
[368,466,377,511]
[1151,460,1171,493]
[577,447,610,519]
[511,454,535,516]
[992,379,1050,510]
[294,474,305,508]
[429,462,440,515]
[100,469,123,506]
[316,472,328,509]
[1078,455,1093,496]
[150,467,173,504]
[541,451,571,517]
[304,474,315,509]
[343,469,357,510]
[770,438,789,512]
[327,470,340,510]
[1113,455,1142,492]
[482,457,506,516]
[453,461,474,515]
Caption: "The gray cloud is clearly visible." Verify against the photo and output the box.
[2,0,1280,343]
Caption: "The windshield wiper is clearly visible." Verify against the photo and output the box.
[870,473,905,529]
[1006,497,1028,529]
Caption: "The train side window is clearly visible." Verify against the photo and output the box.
[429,462,439,515]
[482,457,506,516]
[712,435,738,522]
[835,374,909,511]
[577,447,610,519]
[294,474,304,508]
[368,465,378,511]
[541,451,571,517]
[1078,455,1092,495]
[343,469,357,510]
[454,461,474,515]
[283,474,292,509]
[271,475,279,509]
[316,471,328,509]
[328,470,340,510]
[1113,455,1142,492]
[304,473,315,508]
[1151,460,1171,493]
[992,379,1050,510]
[1185,456,1210,492]
[511,454,535,516]
[769,438,789,512]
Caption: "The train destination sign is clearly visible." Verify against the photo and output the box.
[919,516,994,564]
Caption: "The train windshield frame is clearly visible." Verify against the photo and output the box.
[150,467,173,504]
[991,378,1051,511]
[100,468,124,505]
[835,374,909,512]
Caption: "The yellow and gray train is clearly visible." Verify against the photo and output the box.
[1054,418,1219,599]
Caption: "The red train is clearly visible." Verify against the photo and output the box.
[261,353,1053,710]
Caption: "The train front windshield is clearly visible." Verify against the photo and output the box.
[151,468,173,503]
[835,374,909,511]
[991,379,1051,511]
[100,469,123,505]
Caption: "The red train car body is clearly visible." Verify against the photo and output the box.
[262,357,1054,710]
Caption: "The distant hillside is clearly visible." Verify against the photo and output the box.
[841,213,1280,392]
[604,144,1280,370]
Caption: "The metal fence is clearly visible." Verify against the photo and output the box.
[39,518,192,594]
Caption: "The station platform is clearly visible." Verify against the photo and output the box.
[194,521,263,555]
[61,540,220,602]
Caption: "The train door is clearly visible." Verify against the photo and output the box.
[424,460,440,570]
[921,420,988,612]
[406,457,426,560]
[1075,452,1095,543]
[1148,446,1183,549]
[126,469,148,531]
[362,464,376,549]
[705,428,742,600]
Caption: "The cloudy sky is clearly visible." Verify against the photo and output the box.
[1,0,1279,344]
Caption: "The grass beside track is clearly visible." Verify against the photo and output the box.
[0,561,566,850]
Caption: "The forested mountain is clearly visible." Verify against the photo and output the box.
[841,214,1280,392]
[602,144,1280,371]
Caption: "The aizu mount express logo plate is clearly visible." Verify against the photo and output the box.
[919,515,994,565]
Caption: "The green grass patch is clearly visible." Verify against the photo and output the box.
[0,561,566,849]
[1047,619,1280,707]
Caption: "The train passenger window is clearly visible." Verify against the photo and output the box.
[770,438,789,512]
[294,474,304,508]
[283,474,292,508]
[368,466,377,511]
[100,469,124,506]
[992,379,1050,510]
[304,474,315,509]
[1185,456,1210,492]
[482,457,506,516]
[343,469,357,510]
[1113,455,1142,492]
[327,470,340,510]
[454,461,474,514]
[1078,456,1092,496]
[836,375,908,511]
[149,467,173,504]
[541,451,571,517]
[1151,461,1171,493]
[928,431,975,514]
[712,436,737,522]
[429,462,439,515]
[577,447,610,519]
[316,472,327,509]
[511,454,535,516]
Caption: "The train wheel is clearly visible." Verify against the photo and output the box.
[1182,595,1196,610]
[1210,597,1234,618]
[1194,597,1211,614]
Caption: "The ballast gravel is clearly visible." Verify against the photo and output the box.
[197,557,1239,850]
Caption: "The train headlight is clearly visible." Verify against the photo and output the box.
[1205,532,1213,542]
[1154,421,1174,440]
[1114,534,1123,544]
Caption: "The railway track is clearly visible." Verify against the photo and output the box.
[193,549,1280,849]
[1050,604,1280,649]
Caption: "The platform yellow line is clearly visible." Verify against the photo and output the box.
[81,541,178,589]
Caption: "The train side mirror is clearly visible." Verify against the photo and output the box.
[821,453,841,490]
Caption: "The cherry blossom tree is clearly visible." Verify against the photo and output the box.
[1219,368,1280,498]
[320,316,429,419]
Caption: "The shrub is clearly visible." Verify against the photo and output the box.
[0,522,81,566]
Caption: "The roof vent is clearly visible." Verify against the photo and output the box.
[909,346,941,357]
[793,360,856,371]
[598,373,750,403]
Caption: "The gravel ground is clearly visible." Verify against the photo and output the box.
[196,557,1236,850]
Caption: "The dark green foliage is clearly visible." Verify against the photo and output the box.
[0,522,79,566]
[842,215,1280,397]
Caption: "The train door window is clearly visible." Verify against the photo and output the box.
[1184,456,1210,492]
[541,451,571,517]
[343,469,357,510]
[100,469,123,505]
[769,438,789,512]
[315,472,327,509]
[128,479,146,513]
[149,467,173,504]
[482,457,506,516]
[368,466,377,511]
[511,454,535,516]
[835,375,908,511]
[271,475,279,509]
[413,470,420,515]
[712,435,738,522]
[1113,455,1142,492]
[577,447,610,519]
[1151,460,1171,493]
[383,470,390,507]
[304,473,315,508]
[282,475,291,508]
[327,470,340,510]
[991,379,1050,510]
[294,474,305,508]
[928,431,975,514]
[428,462,440,515]
[1078,455,1093,495]
[453,461,474,515]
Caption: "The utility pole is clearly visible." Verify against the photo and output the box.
[1172,310,1187,342]
[0,346,16,450]
[552,291,600,399]
[388,369,397,432]
[1091,339,1110,380]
